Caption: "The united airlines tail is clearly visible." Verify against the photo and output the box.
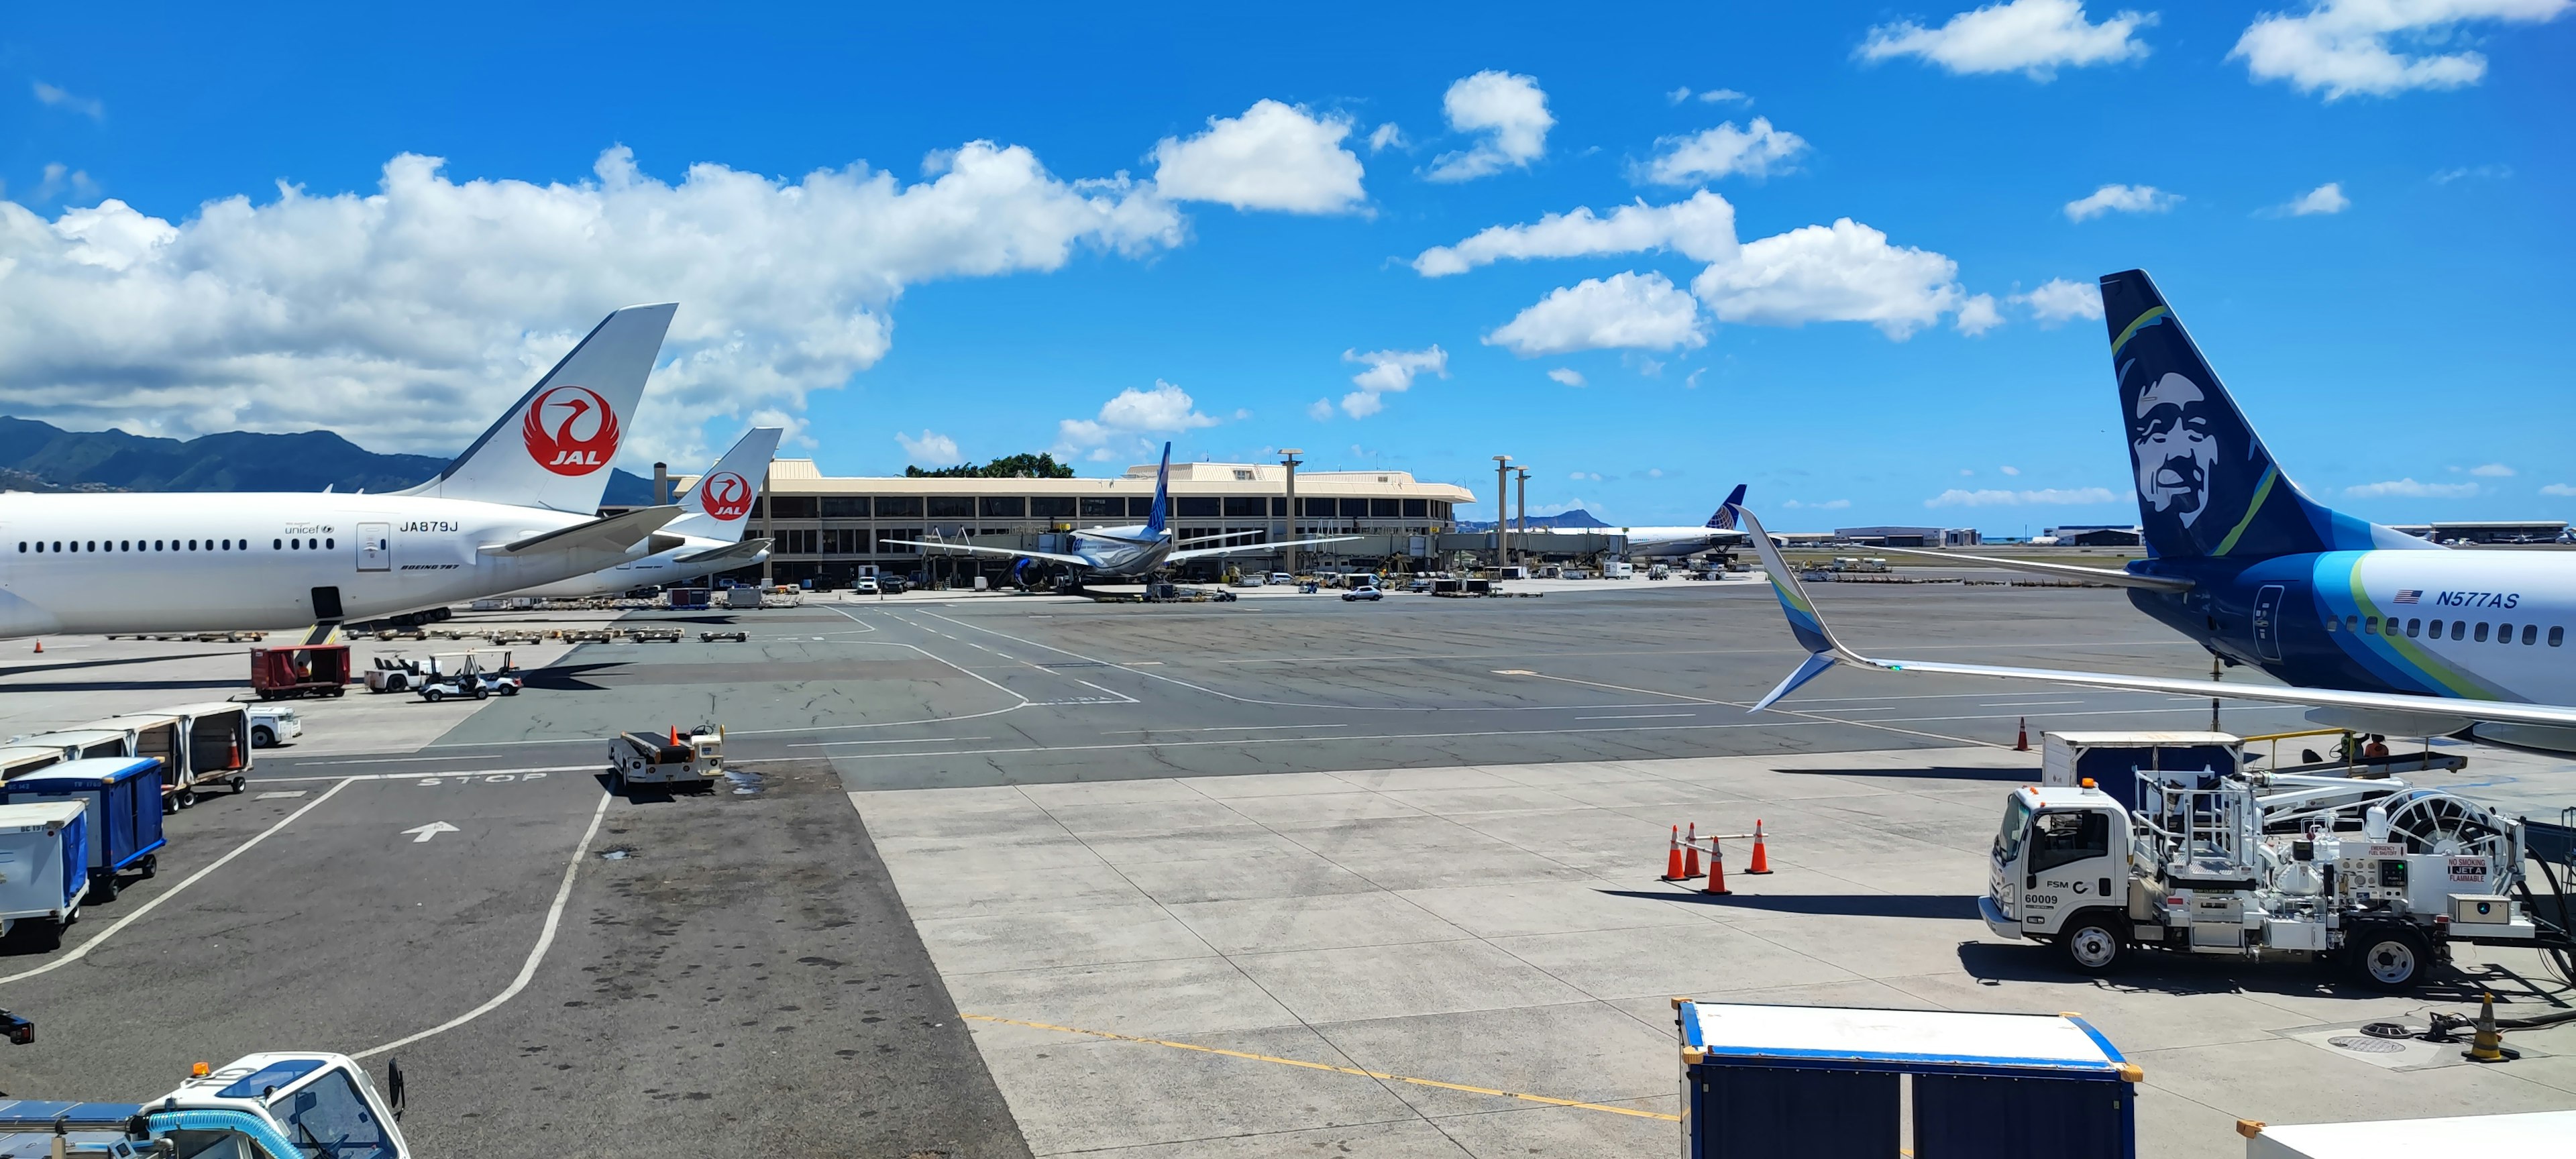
[1705,484,1748,530]
[400,303,678,513]
[1142,442,1172,538]
[2102,271,2425,561]
[669,427,784,540]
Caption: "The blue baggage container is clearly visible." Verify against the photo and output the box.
[1675,1000,2138,1159]
[0,757,165,899]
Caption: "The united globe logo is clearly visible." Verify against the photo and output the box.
[522,385,621,476]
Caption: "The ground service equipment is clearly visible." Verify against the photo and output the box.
[608,725,722,793]
[0,758,164,901]
[0,1052,409,1158]
[1981,756,2566,989]
[0,801,87,941]
[250,645,350,700]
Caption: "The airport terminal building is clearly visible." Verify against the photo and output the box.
[673,459,1480,587]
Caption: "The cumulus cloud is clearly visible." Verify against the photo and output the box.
[2434,164,2512,183]
[2017,277,2104,324]
[1306,398,1335,421]
[2233,0,2570,100]
[2273,182,2351,216]
[896,429,960,464]
[1152,99,1366,214]
[30,162,100,204]
[1955,293,2004,335]
[1056,380,1222,458]
[2542,483,2576,497]
[2001,465,2023,476]
[1411,190,1738,276]
[1367,122,1407,152]
[1860,0,2156,78]
[2065,183,2180,221]
[33,81,104,121]
[1635,118,1810,186]
[1925,486,2121,507]
[1781,498,1854,510]
[2345,478,2478,498]
[1487,272,1706,357]
[1426,71,1554,182]
[1692,219,1967,339]
[1547,368,1587,387]
[1338,345,1448,418]
[2469,463,2516,477]
[0,144,1184,464]
[1668,87,1752,105]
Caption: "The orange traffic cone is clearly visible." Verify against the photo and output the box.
[2015,717,2029,752]
[1663,826,1685,881]
[669,725,680,745]
[1746,820,1772,875]
[30,641,40,654]
[1703,840,1731,895]
[1682,823,1701,879]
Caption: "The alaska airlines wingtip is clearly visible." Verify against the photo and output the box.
[1731,503,1872,712]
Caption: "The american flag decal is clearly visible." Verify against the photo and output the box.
[2394,590,2421,604]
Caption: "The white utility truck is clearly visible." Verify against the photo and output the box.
[608,725,723,793]
[1982,741,2565,989]
[0,1052,409,1158]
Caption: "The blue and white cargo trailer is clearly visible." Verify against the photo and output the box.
[0,800,89,940]
[0,757,167,901]
[1673,1000,2139,1159]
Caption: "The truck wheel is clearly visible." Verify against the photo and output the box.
[252,726,276,748]
[2059,912,2128,975]
[423,688,444,703]
[2349,924,2430,991]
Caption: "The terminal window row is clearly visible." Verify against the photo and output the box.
[767,496,1446,520]
[2328,614,2563,647]
[21,536,333,553]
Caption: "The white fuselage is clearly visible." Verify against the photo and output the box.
[2310,549,2576,706]
[0,492,648,636]
[518,535,769,598]
[1523,526,1742,559]
[1064,525,1174,577]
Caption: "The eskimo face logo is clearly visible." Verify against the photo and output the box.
[698,471,755,521]
[522,385,621,476]
[2130,372,2216,529]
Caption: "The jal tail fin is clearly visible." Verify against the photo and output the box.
[1142,441,1172,538]
[669,427,784,541]
[1705,484,1748,530]
[400,303,678,513]
[2101,272,2426,560]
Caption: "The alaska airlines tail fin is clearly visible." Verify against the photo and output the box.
[669,427,784,541]
[2101,271,2427,560]
[401,303,678,513]
[1142,442,1172,538]
[1705,484,1748,530]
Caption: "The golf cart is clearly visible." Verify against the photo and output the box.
[417,651,524,703]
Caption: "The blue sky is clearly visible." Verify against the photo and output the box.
[4,1,2569,531]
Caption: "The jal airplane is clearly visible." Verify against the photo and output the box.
[1737,269,2576,753]
[515,426,784,598]
[885,443,1356,580]
[1521,484,1752,559]
[0,304,688,638]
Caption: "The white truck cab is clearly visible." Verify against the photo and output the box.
[150,1052,409,1158]
[1981,784,2130,970]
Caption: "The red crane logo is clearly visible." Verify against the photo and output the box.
[522,385,621,477]
[699,471,755,521]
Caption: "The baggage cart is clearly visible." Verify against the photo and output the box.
[0,758,165,901]
[250,645,350,700]
[607,726,722,793]
[0,801,89,942]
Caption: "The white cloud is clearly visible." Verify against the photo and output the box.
[1411,190,1739,276]
[2434,164,2512,183]
[1339,345,1448,418]
[2344,478,2479,498]
[1782,498,1854,510]
[2065,183,2180,221]
[1055,380,1222,456]
[2017,277,2105,324]
[1367,122,1407,152]
[2276,182,2351,216]
[896,429,959,464]
[1151,99,1366,214]
[1635,118,1810,186]
[0,144,1183,463]
[2541,483,2576,496]
[1925,486,2120,507]
[2233,0,2570,101]
[1955,293,2004,335]
[1547,368,1587,387]
[1697,89,1752,103]
[1684,368,1705,389]
[1487,272,1707,357]
[2000,465,2022,476]
[33,81,104,121]
[1691,219,1967,339]
[1426,71,1554,182]
[1860,0,2156,78]
[1307,398,1335,421]
[2469,463,2516,477]
[1568,471,1603,483]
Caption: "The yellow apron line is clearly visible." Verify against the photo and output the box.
[962,1013,1681,1123]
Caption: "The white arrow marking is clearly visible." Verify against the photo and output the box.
[402,822,460,844]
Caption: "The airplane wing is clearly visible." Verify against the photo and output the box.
[1732,504,2576,729]
[1169,536,1362,563]
[494,506,684,555]
[880,539,1095,567]
[1860,545,2192,592]
[676,537,773,567]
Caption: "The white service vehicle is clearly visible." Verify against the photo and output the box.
[608,725,723,792]
[248,704,303,749]
[1981,762,2565,990]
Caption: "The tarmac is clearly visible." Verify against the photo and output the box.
[0,575,2567,1156]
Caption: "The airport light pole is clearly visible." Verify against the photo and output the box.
[1493,455,1512,571]
[1280,449,1303,578]
[1514,467,1530,567]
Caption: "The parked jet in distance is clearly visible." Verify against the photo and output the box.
[1737,268,2576,752]
[0,305,686,637]
[885,443,1357,581]
[1520,484,1751,559]
[515,426,784,598]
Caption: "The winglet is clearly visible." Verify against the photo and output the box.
[1143,441,1172,539]
[1705,484,1748,530]
[1733,504,1866,712]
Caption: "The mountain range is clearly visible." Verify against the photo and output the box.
[0,417,658,504]
[1454,508,1615,531]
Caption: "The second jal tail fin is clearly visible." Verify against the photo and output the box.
[671,427,785,541]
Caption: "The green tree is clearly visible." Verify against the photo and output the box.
[904,452,1077,479]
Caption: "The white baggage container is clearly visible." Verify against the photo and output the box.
[0,799,89,940]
